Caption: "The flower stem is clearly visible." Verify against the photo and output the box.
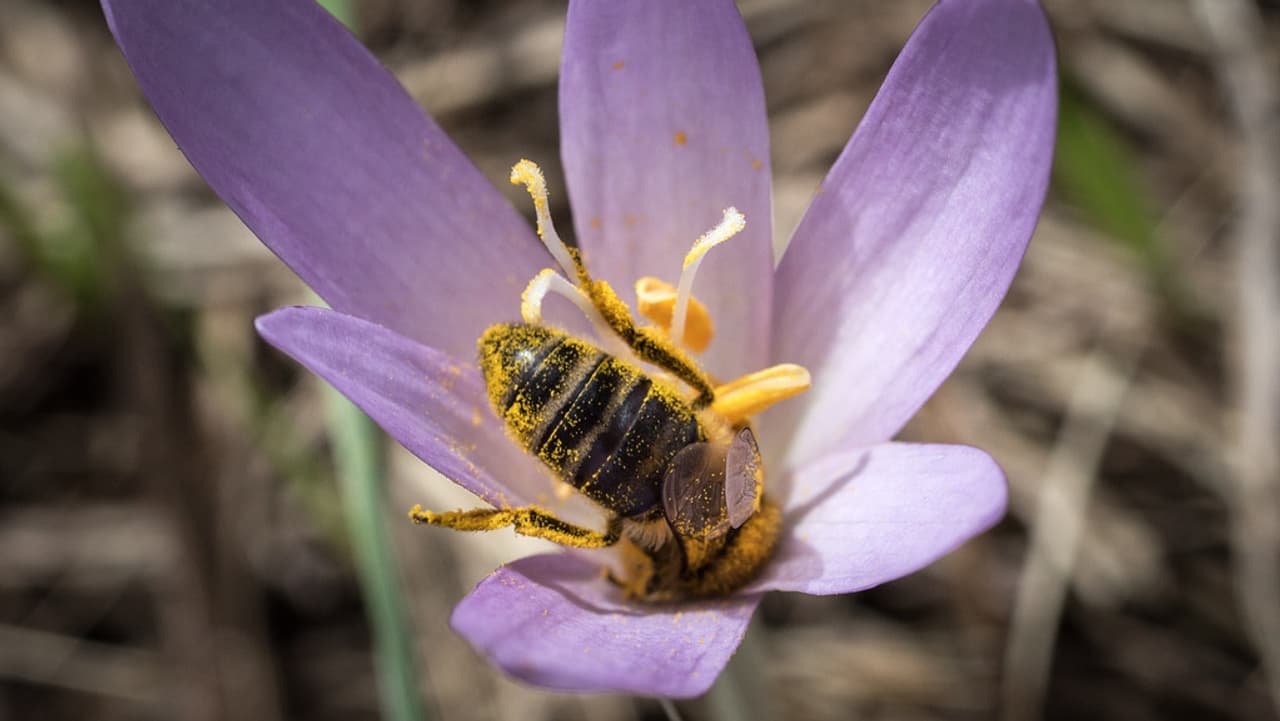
[323,382,430,721]
[306,4,422,715]
[316,0,357,31]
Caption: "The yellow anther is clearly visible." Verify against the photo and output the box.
[511,159,580,281]
[673,207,745,347]
[711,363,812,425]
[635,277,713,352]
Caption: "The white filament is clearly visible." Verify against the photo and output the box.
[510,160,580,282]
[671,207,745,346]
[521,268,628,357]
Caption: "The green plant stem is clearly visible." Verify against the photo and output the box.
[324,388,429,721]
[317,0,357,30]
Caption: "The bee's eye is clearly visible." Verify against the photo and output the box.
[725,427,763,529]
[661,442,730,540]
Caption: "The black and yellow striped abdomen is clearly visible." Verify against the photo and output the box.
[478,323,705,518]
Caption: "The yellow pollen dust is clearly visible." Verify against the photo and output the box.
[635,277,713,352]
[676,498,783,599]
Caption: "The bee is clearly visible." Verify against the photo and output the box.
[479,322,777,599]
[409,160,805,601]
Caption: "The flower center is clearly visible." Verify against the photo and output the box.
[410,159,811,601]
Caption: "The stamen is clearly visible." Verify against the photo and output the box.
[522,268,588,324]
[511,160,580,281]
[672,208,745,346]
[635,277,713,352]
[521,268,631,357]
[711,363,811,425]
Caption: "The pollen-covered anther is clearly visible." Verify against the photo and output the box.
[711,363,812,425]
[635,276,713,352]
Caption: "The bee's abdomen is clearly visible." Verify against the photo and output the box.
[480,324,601,447]
[478,323,702,518]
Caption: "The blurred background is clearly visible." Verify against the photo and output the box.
[2,0,1279,719]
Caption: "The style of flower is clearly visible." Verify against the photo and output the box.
[103,0,1056,698]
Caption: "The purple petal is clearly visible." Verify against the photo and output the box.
[255,306,547,506]
[559,0,773,379]
[103,0,546,360]
[453,553,760,697]
[748,443,1006,595]
[766,0,1057,465]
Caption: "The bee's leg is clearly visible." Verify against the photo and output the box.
[576,208,747,407]
[579,278,717,407]
[606,541,658,599]
[409,504,622,549]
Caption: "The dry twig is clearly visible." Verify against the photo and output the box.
[1000,324,1147,721]
[1190,0,1280,711]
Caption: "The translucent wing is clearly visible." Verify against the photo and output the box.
[661,442,730,540]
[724,427,763,529]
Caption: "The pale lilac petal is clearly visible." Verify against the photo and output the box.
[559,0,773,379]
[767,0,1056,466]
[747,443,1006,595]
[453,553,760,698]
[255,307,546,506]
[103,0,546,360]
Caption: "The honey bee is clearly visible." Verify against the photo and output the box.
[409,160,806,601]
[480,322,777,599]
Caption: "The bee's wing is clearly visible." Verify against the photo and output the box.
[724,427,763,529]
[661,442,731,540]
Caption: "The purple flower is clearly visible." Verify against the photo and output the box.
[103,0,1056,698]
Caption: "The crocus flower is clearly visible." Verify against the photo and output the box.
[104,0,1055,698]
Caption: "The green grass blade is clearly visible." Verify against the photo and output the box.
[317,0,358,31]
[324,388,430,721]
[1053,82,1202,324]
